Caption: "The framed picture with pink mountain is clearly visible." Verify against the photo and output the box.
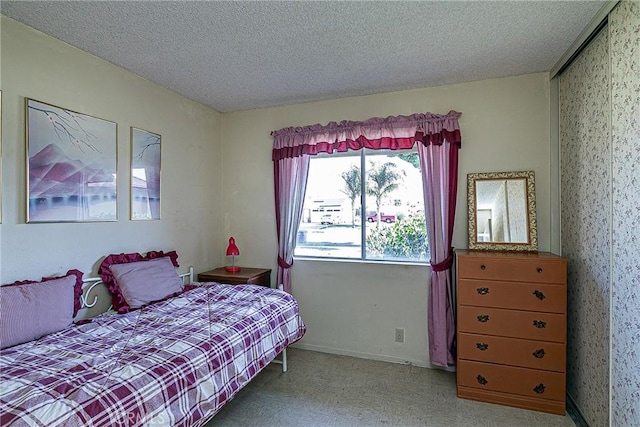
[26,98,117,222]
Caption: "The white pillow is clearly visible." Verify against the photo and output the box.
[109,257,183,309]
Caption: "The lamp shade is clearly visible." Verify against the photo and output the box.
[226,237,240,256]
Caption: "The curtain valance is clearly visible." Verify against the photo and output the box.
[272,111,462,160]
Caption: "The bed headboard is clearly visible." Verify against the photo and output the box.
[75,266,194,321]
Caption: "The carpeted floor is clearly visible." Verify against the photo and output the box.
[207,348,575,426]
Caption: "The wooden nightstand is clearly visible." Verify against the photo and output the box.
[198,267,272,287]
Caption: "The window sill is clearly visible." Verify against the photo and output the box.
[293,256,430,268]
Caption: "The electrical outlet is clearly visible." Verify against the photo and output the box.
[395,328,405,343]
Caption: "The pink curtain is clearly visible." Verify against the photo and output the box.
[273,156,310,293]
[418,136,460,367]
[272,111,461,302]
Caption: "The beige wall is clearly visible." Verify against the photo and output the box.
[222,73,552,365]
[1,15,554,366]
[0,17,223,284]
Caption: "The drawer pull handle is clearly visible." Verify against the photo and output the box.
[532,349,546,358]
[533,383,546,394]
[477,315,490,323]
[476,342,489,351]
[477,287,490,295]
[480,265,486,270]
[477,375,488,385]
[533,320,547,328]
[537,267,543,273]
[533,290,546,300]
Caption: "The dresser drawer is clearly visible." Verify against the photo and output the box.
[458,333,566,372]
[457,257,566,283]
[458,279,566,313]
[458,306,566,343]
[458,360,565,401]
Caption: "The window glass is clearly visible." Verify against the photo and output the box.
[295,149,429,262]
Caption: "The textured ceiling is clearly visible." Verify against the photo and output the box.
[1,1,605,112]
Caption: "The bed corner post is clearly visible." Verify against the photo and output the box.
[274,283,288,373]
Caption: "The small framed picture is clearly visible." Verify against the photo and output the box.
[0,90,3,223]
[130,127,161,220]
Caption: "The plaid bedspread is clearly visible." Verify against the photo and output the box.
[0,283,306,427]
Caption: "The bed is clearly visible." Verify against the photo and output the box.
[0,258,306,426]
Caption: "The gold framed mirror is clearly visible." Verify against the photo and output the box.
[467,170,538,251]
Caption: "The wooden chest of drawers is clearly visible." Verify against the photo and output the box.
[455,250,567,415]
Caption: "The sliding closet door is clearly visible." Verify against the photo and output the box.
[609,2,640,425]
[559,26,610,427]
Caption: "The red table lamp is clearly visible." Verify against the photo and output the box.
[225,237,241,272]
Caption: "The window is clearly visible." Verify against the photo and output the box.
[295,148,429,262]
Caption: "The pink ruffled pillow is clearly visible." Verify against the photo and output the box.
[98,250,179,313]
[1,275,76,349]
[5,269,84,317]
[109,257,184,310]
